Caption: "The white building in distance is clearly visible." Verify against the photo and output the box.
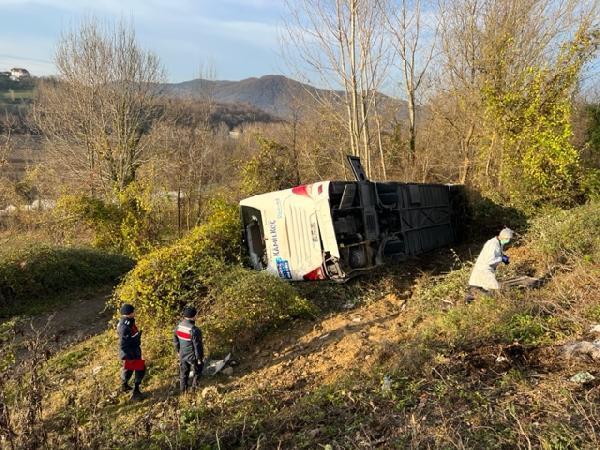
[10,68,30,81]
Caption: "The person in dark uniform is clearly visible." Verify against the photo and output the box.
[173,306,204,392]
[117,303,146,400]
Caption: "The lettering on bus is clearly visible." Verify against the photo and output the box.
[274,198,284,219]
[269,220,280,257]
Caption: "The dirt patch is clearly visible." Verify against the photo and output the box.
[218,249,470,397]
[224,292,409,397]
[9,285,114,364]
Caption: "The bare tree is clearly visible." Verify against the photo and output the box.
[0,112,15,178]
[283,0,391,177]
[383,0,437,162]
[168,64,218,233]
[434,0,484,184]
[33,18,165,195]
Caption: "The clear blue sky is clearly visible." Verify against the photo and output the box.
[0,0,287,82]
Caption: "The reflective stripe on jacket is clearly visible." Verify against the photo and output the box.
[173,318,204,362]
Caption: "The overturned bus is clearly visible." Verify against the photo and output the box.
[240,156,467,282]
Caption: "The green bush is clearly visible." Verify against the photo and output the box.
[526,201,600,263]
[55,194,123,249]
[113,198,240,323]
[114,196,318,354]
[55,182,162,258]
[0,246,133,317]
[203,267,317,353]
[498,312,575,346]
[501,313,546,345]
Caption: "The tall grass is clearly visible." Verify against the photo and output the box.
[0,245,132,317]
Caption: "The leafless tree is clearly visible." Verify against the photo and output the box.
[283,0,391,177]
[0,112,15,178]
[383,0,437,162]
[167,64,218,233]
[33,18,166,196]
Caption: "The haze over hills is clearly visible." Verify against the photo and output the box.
[162,74,405,120]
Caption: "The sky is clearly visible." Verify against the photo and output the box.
[0,0,288,82]
[0,0,597,93]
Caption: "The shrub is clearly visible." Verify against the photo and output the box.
[203,267,317,353]
[117,183,161,258]
[526,201,600,263]
[179,196,241,263]
[54,182,161,258]
[0,246,133,317]
[55,194,123,249]
[113,198,240,323]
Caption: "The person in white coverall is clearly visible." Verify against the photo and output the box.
[466,228,514,302]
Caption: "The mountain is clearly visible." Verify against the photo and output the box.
[163,75,329,118]
[162,75,404,120]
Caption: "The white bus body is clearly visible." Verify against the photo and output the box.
[240,179,467,282]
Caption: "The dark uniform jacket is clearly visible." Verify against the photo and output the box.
[117,317,142,360]
[173,318,204,363]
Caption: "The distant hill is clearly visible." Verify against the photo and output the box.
[162,75,326,118]
[162,75,405,120]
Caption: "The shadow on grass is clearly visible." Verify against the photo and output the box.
[466,190,529,238]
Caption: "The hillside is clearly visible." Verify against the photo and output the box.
[164,75,332,118]
[2,201,599,448]
[1,74,404,126]
[163,75,406,119]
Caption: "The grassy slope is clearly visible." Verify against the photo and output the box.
[0,242,133,318]
[0,89,33,101]
[7,202,600,449]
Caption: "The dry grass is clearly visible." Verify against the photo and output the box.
[2,202,599,448]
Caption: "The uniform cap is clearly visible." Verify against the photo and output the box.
[182,306,197,318]
[120,303,135,315]
[499,228,514,240]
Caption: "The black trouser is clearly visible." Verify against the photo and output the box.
[179,359,203,392]
[122,367,145,385]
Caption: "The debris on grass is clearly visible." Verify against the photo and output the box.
[562,341,600,361]
[203,353,232,376]
[589,324,600,334]
[569,371,596,383]
[381,375,392,395]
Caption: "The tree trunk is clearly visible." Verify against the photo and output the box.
[407,90,416,161]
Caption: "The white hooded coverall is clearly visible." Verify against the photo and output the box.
[468,237,504,290]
